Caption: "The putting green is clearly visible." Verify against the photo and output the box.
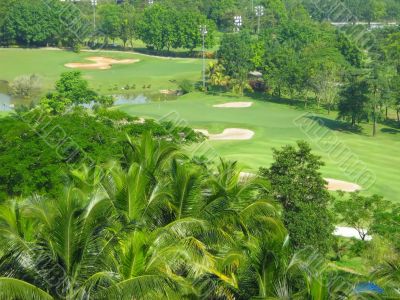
[119,93,400,202]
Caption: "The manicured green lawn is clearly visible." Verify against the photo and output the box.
[1,48,399,201]
[0,111,10,118]
[0,48,203,95]
[119,92,400,202]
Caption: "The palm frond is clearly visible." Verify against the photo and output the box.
[0,278,53,300]
[96,275,176,300]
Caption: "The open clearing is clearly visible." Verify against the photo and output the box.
[65,56,140,70]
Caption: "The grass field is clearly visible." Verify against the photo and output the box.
[1,48,399,201]
[0,111,10,118]
[119,93,400,202]
[0,48,203,96]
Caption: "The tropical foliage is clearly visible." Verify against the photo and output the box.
[0,130,398,299]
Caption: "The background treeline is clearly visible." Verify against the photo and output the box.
[0,0,217,50]
[303,0,400,22]
[1,0,400,49]
[212,6,400,134]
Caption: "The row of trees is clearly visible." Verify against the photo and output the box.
[0,0,216,51]
[136,4,215,51]
[303,0,400,23]
[213,12,360,101]
[212,7,400,135]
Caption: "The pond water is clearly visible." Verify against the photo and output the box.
[81,94,151,109]
[0,92,12,111]
[114,94,150,105]
[0,81,12,111]
[0,80,176,111]
[0,80,36,111]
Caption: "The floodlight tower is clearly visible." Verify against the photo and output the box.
[200,25,208,90]
[234,15,242,32]
[255,5,264,34]
[91,0,97,32]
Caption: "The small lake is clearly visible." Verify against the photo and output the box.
[0,92,12,111]
[0,81,36,111]
[0,80,177,111]
[114,94,150,105]
[0,81,12,111]
[81,94,151,109]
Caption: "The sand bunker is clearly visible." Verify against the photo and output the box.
[213,102,253,108]
[236,175,361,192]
[325,178,361,192]
[195,128,254,141]
[65,56,139,70]
[160,89,178,95]
[239,172,257,181]
[334,226,372,241]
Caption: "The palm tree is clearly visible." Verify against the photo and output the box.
[0,134,340,300]
[0,187,115,299]
[372,259,400,298]
[207,62,229,87]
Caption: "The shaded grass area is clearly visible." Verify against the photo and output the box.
[119,92,400,202]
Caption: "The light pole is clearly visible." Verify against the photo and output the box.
[200,25,207,91]
[255,5,264,34]
[91,0,97,32]
[234,15,242,32]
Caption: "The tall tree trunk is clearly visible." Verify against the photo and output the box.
[397,109,400,123]
[386,106,388,120]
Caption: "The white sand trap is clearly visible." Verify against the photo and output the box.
[65,56,139,70]
[213,102,253,108]
[325,178,361,192]
[239,172,257,181]
[160,89,178,95]
[135,117,146,124]
[334,226,372,241]
[195,128,254,141]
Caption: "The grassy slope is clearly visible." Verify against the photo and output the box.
[119,93,400,202]
[0,48,203,94]
[1,48,399,201]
